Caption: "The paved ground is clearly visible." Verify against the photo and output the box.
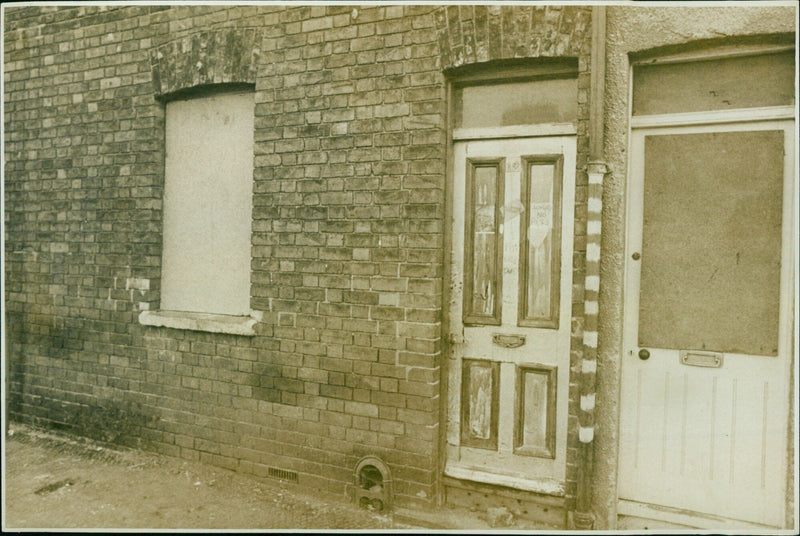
[3,422,420,530]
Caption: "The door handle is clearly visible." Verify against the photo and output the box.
[448,333,464,344]
[638,348,650,360]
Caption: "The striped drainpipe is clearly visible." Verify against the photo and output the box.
[579,163,606,444]
[573,5,607,530]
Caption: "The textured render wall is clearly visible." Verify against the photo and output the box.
[594,5,797,529]
[432,4,592,513]
[4,4,446,509]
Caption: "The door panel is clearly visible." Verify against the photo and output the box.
[447,136,575,486]
[463,159,504,325]
[619,121,794,527]
[519,157,563,329]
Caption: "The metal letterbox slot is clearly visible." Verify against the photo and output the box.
[679,350,723,368]
[493,334,526,349]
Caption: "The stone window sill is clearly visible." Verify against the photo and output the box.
[138,310,260,336]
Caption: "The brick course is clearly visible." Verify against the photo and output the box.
[5,4,589,513]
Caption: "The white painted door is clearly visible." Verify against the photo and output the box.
[446,136,575,492]
[619,120,795,527]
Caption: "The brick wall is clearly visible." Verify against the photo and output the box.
[434,5,590,69]
[4,4,445,509]
[4,4,589,511]
[246,4,446,506]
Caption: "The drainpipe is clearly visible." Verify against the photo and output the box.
[574,5,608,531]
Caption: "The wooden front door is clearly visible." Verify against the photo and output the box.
[618,119,795,527]
[446,135,576,491]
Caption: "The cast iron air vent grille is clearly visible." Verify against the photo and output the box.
[268,467,298,483]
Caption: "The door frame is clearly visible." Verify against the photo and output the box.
[440,64,581,506]
[444,133,577,493]
[618,105,796,527]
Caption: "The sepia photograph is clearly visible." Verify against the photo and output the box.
[2,1,797,532]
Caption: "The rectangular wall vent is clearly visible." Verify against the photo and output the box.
[268,467,298,483]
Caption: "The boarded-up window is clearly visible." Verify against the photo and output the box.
[638,130,784,355]
[633,51,795,116]
[162,90,254,315]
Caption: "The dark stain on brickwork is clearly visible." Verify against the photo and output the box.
[17,395,158,448]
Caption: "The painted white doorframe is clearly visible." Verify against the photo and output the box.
[618,114,795,528]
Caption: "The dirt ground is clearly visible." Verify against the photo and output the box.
[3,422,421,530]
